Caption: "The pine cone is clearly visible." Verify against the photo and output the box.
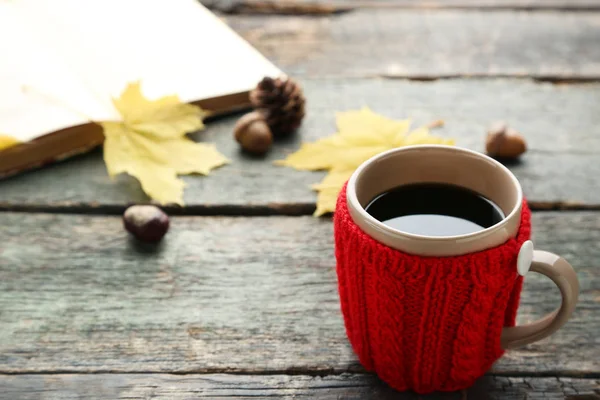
[250,77,305,138]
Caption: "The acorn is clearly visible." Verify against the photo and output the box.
[234,111,273,155]
[485,122,527,159]
[123,205,170,243]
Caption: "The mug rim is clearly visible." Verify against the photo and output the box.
[346,144,523,243]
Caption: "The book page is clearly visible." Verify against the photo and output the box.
[11,0,282,123]
[0,2,101,142]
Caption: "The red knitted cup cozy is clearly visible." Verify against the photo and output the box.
[334,184,532,394]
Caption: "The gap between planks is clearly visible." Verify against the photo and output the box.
[0,202,599,216]
[1,369,599,379]
[382,75,600,84]
[205,0,600,15]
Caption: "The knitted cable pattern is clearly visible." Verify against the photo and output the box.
[334,184,531,393]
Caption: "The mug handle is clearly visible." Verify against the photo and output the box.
[501,250,579,350]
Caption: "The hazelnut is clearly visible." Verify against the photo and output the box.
[234,111,273,155]
[485,122,527,159]
[123,205,169,243]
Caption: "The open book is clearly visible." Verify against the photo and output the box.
[0,0,281,178]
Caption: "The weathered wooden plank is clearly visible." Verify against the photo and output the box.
[205,0,600,14]
[0,212,598,374]
[1,374,598,399]
[0,79,598,211]
[224,10,600,79]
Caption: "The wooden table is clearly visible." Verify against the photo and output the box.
[1,1,599,399]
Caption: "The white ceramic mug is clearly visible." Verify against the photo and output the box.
[345,145,579,349]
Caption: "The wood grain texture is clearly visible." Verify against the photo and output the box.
[0,212,598,374]
[0,79,598,211]
[224,10,600,79]
[1,374,599,399]
[205,0,600,14]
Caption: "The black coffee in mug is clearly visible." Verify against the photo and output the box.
[364,183,505,236]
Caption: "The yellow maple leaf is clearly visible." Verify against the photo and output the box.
[310,168,355,217]
[112,81,210,139]
[0,135,20,151]
[101,82,228,205]
[276,107,455,216]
